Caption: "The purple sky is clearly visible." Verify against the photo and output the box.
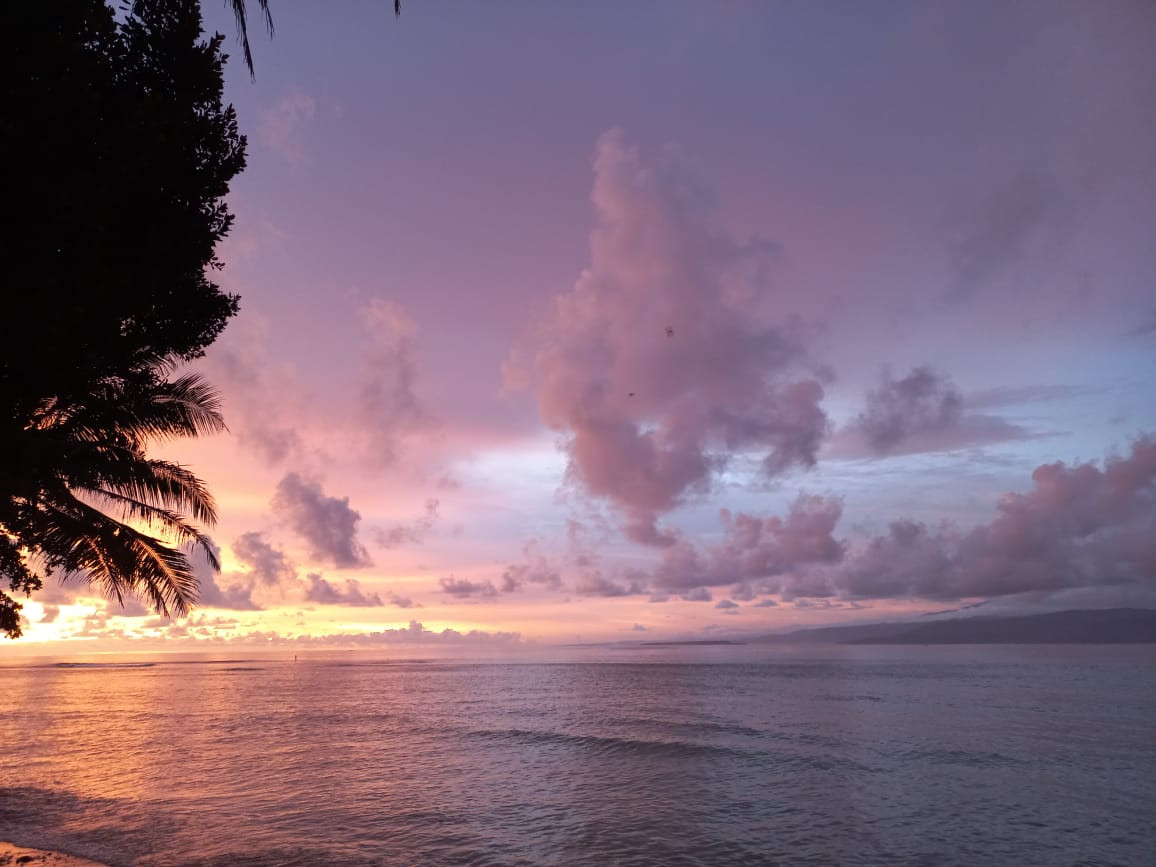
[23,0,1156,648]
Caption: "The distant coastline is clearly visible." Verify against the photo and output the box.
[638,640,745,647]
[757,608,1156,645]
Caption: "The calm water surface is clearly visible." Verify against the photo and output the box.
[1,644,1154,866]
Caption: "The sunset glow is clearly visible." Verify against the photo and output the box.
[11,0,1155,653]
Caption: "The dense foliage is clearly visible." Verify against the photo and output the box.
[1,0,246,636]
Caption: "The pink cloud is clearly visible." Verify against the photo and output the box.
[358,299,435,467]
[511,130,829,545]
[652,494,845,592]
[836,435,1156,600]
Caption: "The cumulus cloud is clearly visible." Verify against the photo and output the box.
[510,129,829,545]
[597,438,1156,606]
[376,498,439,549]
[715,599,739,609]
[303,574,384,607]
[835,435,1156,600]
[272,473,372,568]
[39,604,60,623]
[652,494,845,591]
[358,300,434,467]
[439,576,498,598]
[233,532,297,587]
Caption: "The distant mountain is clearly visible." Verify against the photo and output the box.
[757,608,1156,645]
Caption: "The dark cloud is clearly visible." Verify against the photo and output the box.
[303,574,384,607]
[854,366,963,453]
[439,576,498,598]
[233,532,297,586]
[715,599,738,609]
[949,171,1061,299]
[835,366,1033,457]
[386,591,417,609]
[570,569,645,597]
[376,498,439,549]
[272,473,372,568]
[509,130,829,545]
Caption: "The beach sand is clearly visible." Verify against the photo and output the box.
[0,843,106,867]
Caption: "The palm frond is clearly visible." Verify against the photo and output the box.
[227,0,274,79]
[35,495,200,617]
[77,488,219,562]
[84,458,220,527]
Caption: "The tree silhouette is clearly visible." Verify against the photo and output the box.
[0,373,226,638]
[2,0,246,636]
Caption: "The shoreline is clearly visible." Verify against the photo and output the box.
[0,842,107,867]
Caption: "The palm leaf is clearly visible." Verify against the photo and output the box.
[35,494,201,617]
[223,1,402,78]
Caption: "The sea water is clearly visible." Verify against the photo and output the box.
[1,644,1154,866]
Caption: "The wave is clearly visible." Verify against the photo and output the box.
[465,726,874,775]
[468,726,758,762]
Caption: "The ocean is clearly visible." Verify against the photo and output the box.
[1,644,1154,866]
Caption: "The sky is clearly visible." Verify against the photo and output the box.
[17,0,1156,651]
